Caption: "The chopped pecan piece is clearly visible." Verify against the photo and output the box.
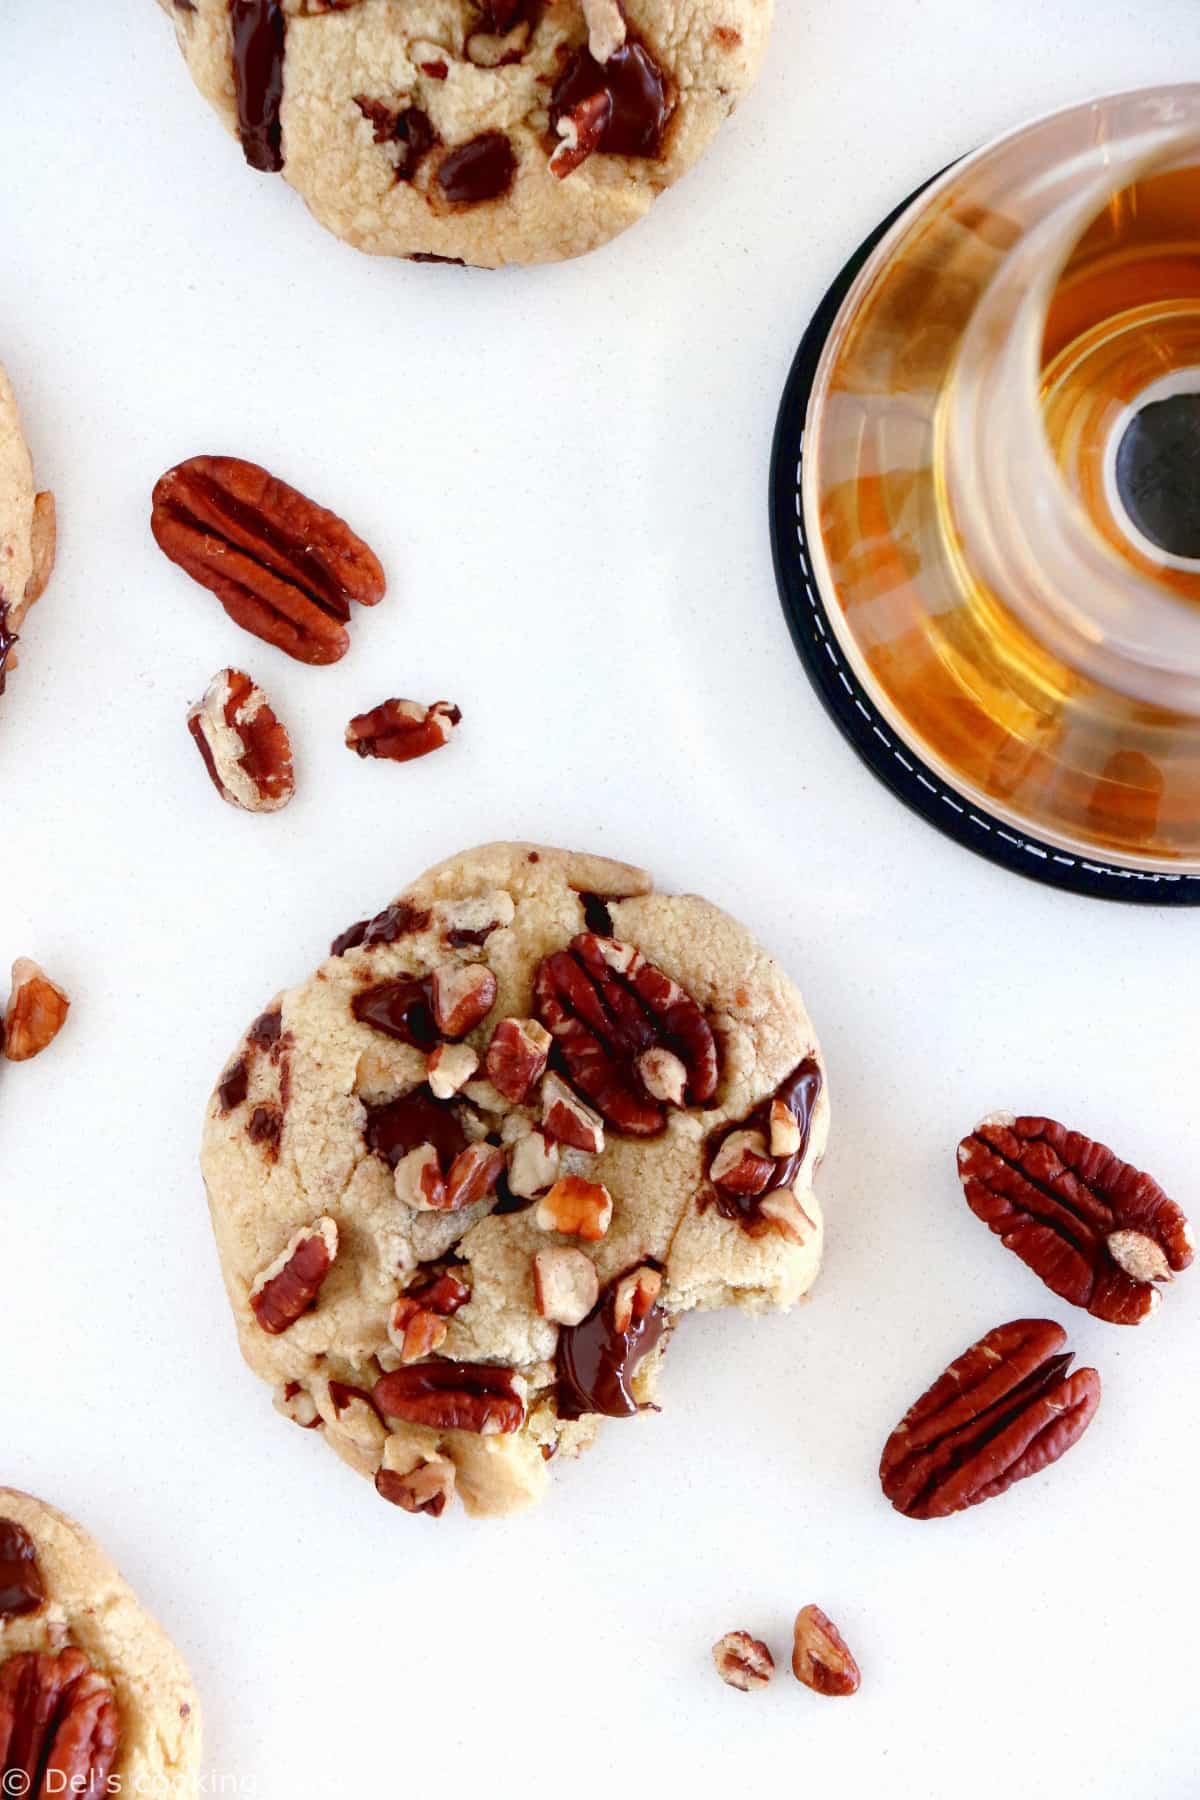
[152,456,385,665]
[429,961,497,1038]
[791,1607,860,1697]
[406,1268,471,1316]
[549,91,613,178]
[506,1124,560,1199]
[536,1175,613,1242]
[0,1520,45,1619]
[612,1264,662,1332]
[249,1217,339,1333]
[346,698,461,762]
[706,1060,823,1231]
[534,933,718,1136]
[388,1298,450,1362]
[958,1113,1194,1325]
[427,1041,479,1099]
[444,1141,506,1210]
[879,1318,1101,1520]
[0,1648,120,1797]
[485,1017,551,1103]
[374,1361,525,1434]
[583,0,627,62]
[326,1380,387,1449]
[376,1456,457,1516]
[540,1071,606,1153]
[275,1381,321,1429]
[465,21,531,66]
[3,959,70,1062]
[710,1129,774,1197]
[712,1631,774,1692]
[533,1247,600,1327]
[187,667,294,812]
[393,1142,447,1211]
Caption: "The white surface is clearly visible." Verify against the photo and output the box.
[2,4,1198,1796]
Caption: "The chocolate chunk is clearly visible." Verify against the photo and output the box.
[364,1088,468,1171]
[436,132,517,205]
[550,37,672,161]
[352,977,437,1048]
[555,1273,666,1419]
[231,0,287,173]
[248,1008,282,1050]
[579,893,615,937]
[248,1103,283,1161]
[0,1520,45,1619]
[354,98,439,182]
[218,1057,250,1113]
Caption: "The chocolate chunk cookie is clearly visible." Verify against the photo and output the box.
[0,1490,201,1795]
[0,365,55,704]
[156,1,775,265]
[202,842,829,1519]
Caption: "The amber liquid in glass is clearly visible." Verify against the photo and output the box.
[810,162,1200,863]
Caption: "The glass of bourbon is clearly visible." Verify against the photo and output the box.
[803,85,1200,869]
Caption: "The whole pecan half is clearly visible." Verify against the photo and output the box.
[533,934,718,1135]
[374,1361,525,1435]
[151,455,385,665]
[0,1648,121,1797]
[958,1114,1194,1325]
[879,1318,1100,1520]
[187,667,294,812]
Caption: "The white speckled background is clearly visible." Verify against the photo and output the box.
[3,3,1198,1795]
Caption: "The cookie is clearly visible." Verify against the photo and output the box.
[157,1,775,266]
[0,365,55,701]
[202,842,828,1520]
[0,1489,201,1794]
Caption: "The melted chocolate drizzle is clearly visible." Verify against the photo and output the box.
[579,892,615,937]
[330,902,431,958]
[352,977,437,1049]
[231,0,287,173]
[555,1271,667,1419]
[709,1058,823,1224]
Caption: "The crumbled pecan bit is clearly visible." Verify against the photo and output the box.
[152,456,385,665]
[249,1217,339,1333]
[0,1648,121,1795]
[536,1175,613,1242]
[879,1318,1101,1519]
[393,1142,447,1211]
[275,1381,321,1429]
[549,89,613,177]
[2,959,70,1062]
[465,21,531,67]
[388,1298,450,1362]
[346,698,461,763]
[791,1607,860,1696]
[957,1113,1194,1325]
[485,1017,551,1103]
[712,1631,774,1692]
[187,667,295,812]
[429,961,497,1037]
[612,1264,662,1332]
[533,1247,600,1326]
[710,1129,774,1196]
[444,1141,506,1210]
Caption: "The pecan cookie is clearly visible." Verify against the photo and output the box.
[0,365,55,704]
[156,1,774,266]
[0,1489,201,1794]
[202,842,828,1518]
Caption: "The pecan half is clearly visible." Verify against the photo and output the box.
[249,1217,339,1333]
[374,1361,525,1434]
[958,1114,1194,1325]
[0,1520,45,1619]
[151,455,385,665]
[712,1631,774,1692]
[187,667,294,812]
[3,959,70,1063]
[791,1607,860,1696]
[879,1318,1101,1520]
[0,1648,120,1797]
[345,698,461,762]
[533,934,718,1136]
